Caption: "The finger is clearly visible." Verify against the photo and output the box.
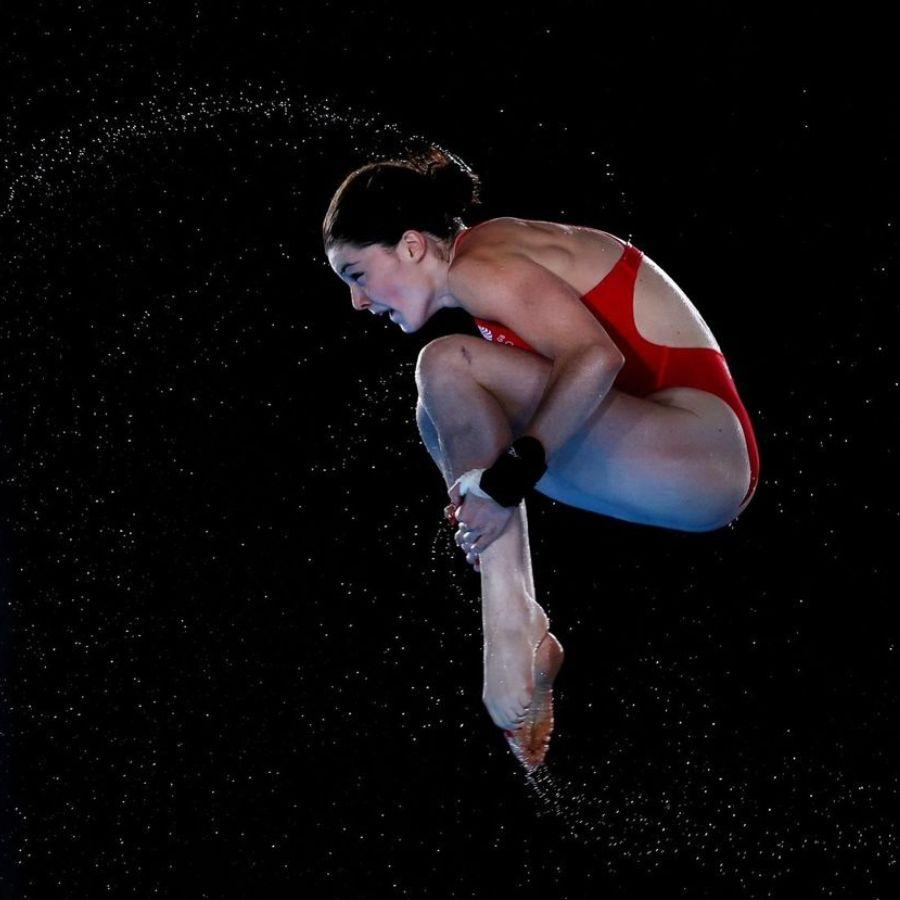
[460,530,481,551]
[457,497,470,523]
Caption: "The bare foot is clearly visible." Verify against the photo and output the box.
[482,607,549,732]
[504,631,565,773]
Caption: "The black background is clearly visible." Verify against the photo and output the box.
[0,3,897,898]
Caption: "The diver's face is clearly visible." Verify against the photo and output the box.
[326,234,433,333]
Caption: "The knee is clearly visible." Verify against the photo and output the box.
[414,335,475,396]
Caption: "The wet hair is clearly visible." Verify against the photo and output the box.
[322,145,483,256]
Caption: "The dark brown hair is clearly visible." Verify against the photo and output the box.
[322,145,482,254]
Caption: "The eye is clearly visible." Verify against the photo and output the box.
[350,272,363,283]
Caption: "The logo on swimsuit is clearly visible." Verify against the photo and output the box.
[496,334,515,346]
[477,324,493,340]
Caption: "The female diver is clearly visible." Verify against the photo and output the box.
[322,146,760,772]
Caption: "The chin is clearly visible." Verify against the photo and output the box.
[401,309,432,333]
[393,314,418,333]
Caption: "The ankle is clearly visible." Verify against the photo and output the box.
[485,600,548,641]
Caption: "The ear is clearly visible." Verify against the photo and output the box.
[401,229,428,261]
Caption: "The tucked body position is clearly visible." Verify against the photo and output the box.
[322,146,761,773]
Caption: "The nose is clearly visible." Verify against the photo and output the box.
[350,286,372,312]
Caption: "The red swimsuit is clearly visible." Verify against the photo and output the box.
[452,224,760,507]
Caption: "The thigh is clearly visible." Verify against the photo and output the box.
[421,335,748,530]
[537,385,752,529]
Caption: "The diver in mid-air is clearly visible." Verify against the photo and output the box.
[323,146,760,771]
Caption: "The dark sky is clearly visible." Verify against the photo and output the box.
[0,4,897,898]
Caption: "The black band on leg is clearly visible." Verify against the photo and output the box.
[478,436,548,507]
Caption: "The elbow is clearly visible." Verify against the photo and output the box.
[581,344,625,375]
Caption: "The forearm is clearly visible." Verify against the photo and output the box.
[520,348,624,462]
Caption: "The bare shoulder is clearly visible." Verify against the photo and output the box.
[446,221,628,361]
[450,216,627,297]
[450,216,525,255]
[447,218,552,312]
[447,216,600,312]
[451,216,575,255]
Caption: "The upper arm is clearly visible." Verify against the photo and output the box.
[448,251,626,365]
